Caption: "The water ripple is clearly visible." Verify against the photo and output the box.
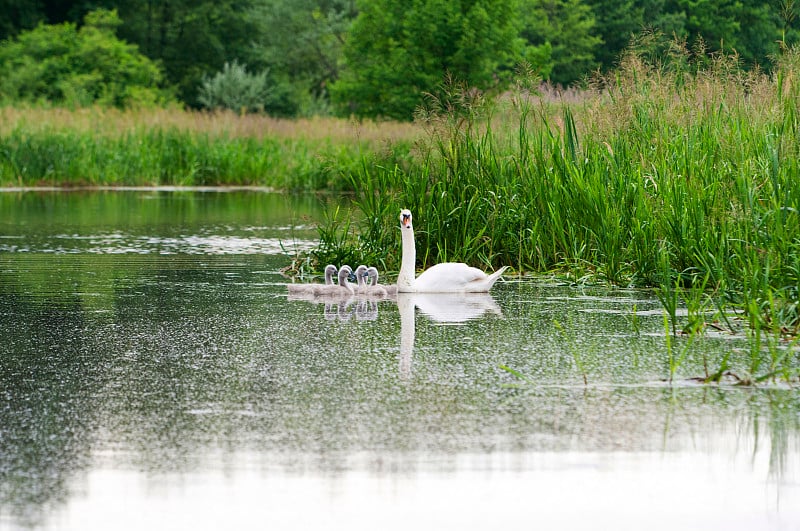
[0,233,318,255]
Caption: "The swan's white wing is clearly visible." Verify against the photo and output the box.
[413,262,489,292]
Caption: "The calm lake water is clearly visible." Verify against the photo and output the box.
[1,190,799,530]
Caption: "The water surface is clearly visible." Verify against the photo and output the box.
[1,190,799,530]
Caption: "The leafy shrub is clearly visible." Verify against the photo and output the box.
[0,9,174,108]
[198,61,270,114]
[198,61,295,116]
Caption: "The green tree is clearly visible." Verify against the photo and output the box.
[778,0,800,49]
[331,0,524,120]
[110,0,263,107]
[734,0,781,67]
[672,0,742,53]
[249,0,357,116]
[2,0,266,106]
[585,0,645,69]
[0,8,173,107]
[656,0,780,68]
[0,0,44,40]
[641,0,688,36]
[519,0,602,86]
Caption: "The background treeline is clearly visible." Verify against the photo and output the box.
[1,0,799,120]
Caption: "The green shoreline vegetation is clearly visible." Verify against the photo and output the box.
[0,107,419,190]
[308,48,800,381]
[2,46,800,383]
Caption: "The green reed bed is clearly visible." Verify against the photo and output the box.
[0,127,400,190]
[0,110,416,190]
[313,50,800,382]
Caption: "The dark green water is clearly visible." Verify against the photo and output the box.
[1,190,799,530]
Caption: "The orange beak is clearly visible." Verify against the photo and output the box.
[401,213,411,228]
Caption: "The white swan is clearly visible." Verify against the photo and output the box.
[314,264,355,296]
[396,209,508,293]
[287,264,338,295]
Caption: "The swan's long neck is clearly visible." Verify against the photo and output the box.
[339,270,354,293]
[398,225,416,290]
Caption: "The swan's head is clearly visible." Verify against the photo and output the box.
[324,264,338,275]
[354,264,368,283]
[399,209,413,229]
[338,264,354,284]
[366,266,379,281]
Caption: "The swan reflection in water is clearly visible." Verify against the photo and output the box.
[288,291,383,321]
[287,290,500,324]
[397,292,502,378]
[288,289,502,379]
[324,298,379,322]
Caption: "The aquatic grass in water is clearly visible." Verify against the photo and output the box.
[553,318,588,385]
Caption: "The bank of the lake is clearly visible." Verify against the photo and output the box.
[0,106,419,190]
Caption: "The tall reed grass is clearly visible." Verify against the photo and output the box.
[314,47,800,341]
[0,107,419,190]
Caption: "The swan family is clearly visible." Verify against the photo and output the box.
[287,208,507,297]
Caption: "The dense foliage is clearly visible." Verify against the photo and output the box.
[331,0,523,120]
[112,0,264,108]
[1,1,799,118]
[250,0,357,117]
[0,9,172,108]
